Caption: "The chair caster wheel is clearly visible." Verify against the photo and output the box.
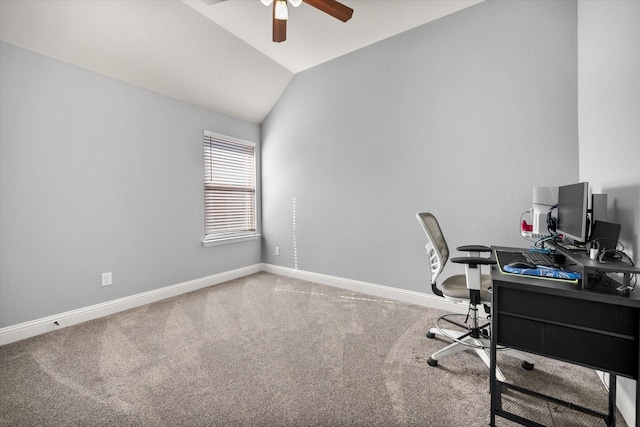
[427,357,438,367]
[426,332,436,339]
[521,361,534,371]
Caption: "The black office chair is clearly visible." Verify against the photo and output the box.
[416,212,534,381]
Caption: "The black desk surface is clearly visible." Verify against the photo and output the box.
[492,246,640,308]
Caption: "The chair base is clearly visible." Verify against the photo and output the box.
[426,313,535,382]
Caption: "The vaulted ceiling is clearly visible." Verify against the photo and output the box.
[0,0,482,124]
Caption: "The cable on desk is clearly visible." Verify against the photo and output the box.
[547,204,558,235]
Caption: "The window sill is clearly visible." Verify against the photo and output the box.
[202,234,261,247]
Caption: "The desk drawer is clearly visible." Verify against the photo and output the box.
[497,314,638,378]
[496,314,543,353]
[498,287,638,337]
[546,324,637,377]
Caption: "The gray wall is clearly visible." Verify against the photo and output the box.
[578,0,640,262]
[0,42,261,328]
[578,0,640,419]
[261,0,578,292]
[1,0,582,327]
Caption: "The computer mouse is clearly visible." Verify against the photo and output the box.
[507,261,537,269]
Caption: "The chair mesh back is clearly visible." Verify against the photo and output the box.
[416,213,449,285]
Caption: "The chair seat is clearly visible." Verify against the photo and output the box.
[440,273,492,302]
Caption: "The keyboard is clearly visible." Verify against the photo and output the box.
[522,251,558,267]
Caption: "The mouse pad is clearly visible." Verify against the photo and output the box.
[494,250,581,283]
[494,250,526,269]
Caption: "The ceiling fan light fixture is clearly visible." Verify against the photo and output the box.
[289,0,302,7]
[260,0,273,5]
[274,0,288,20]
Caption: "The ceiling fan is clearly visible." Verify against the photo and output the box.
[203,0,353,43]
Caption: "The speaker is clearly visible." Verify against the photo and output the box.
[589,220,621,252]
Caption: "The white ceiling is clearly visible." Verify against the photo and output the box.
[0,0,482,124]
[184,0,482,73]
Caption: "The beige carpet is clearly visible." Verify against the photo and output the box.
[0,272,625,426]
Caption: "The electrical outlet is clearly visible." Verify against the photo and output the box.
[275,247,280,256]
[102,272,112,287]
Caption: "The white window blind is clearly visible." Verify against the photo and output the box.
[204,132,256,241]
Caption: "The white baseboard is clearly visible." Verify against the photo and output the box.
[597,371,636,427]
[616,378,636,427]
[260,263,466,314]
[0,264,262,346]
[0,263,462,346]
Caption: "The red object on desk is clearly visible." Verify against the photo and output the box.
[521,220,533,232]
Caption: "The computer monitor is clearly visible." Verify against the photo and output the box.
[556,182,589,244]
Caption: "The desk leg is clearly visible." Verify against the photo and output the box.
[637,315,640,427]
[636,376,639,427]
[637,317,640,427]
[490,286,498,426]
[608,374,616,426]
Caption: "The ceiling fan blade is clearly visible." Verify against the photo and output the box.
[273,3,287,42]
[304,0,353,22]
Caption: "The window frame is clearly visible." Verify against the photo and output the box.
[202,130,259,247]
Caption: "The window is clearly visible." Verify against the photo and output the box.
[203,131,257,245]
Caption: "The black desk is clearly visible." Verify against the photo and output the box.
[490,246,640,426]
